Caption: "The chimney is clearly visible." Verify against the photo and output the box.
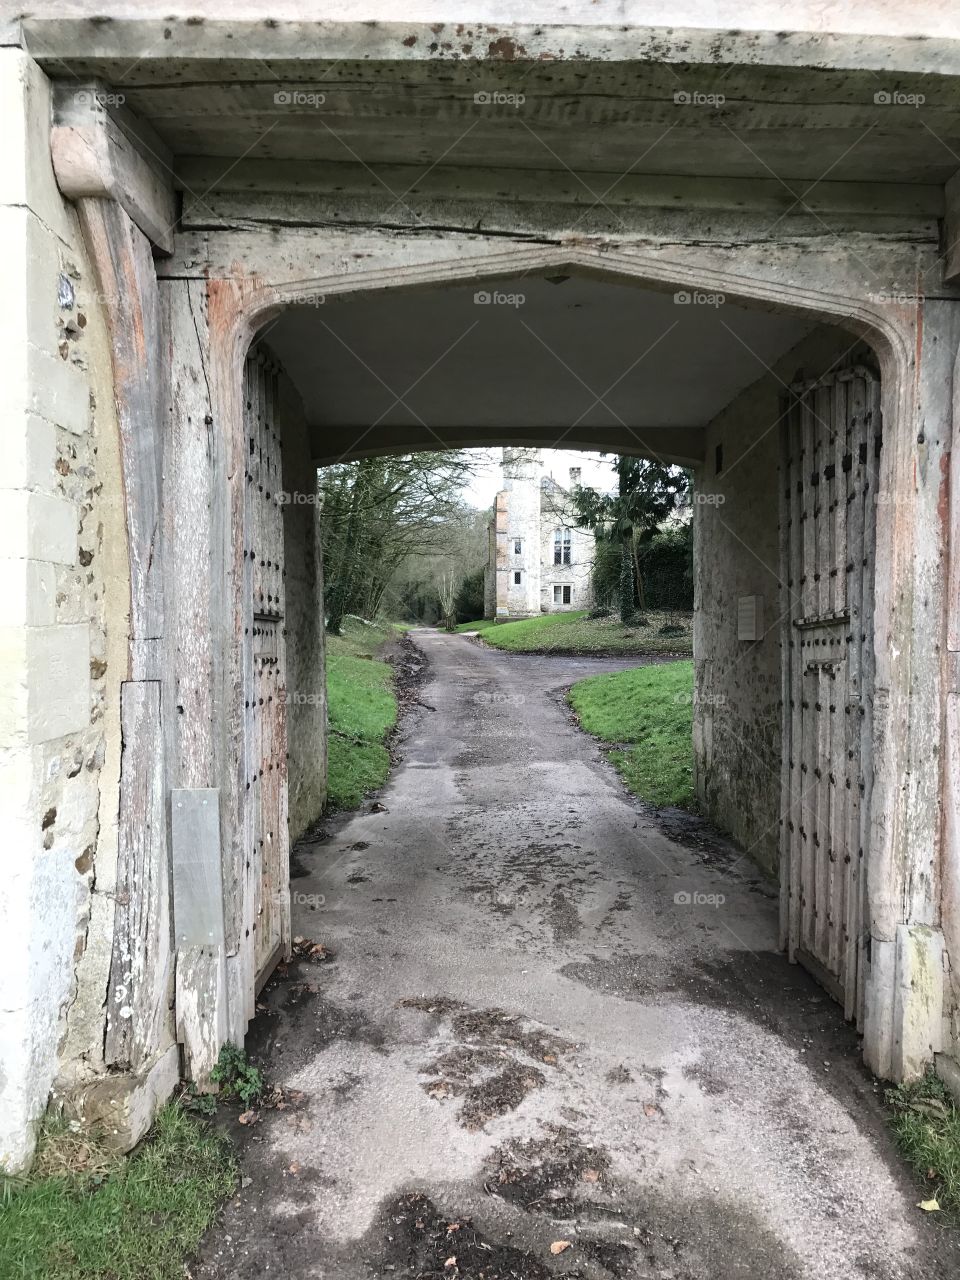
[569,467,582,487]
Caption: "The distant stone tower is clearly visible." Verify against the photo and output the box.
[483,448,594,621]
[487,448,543,618]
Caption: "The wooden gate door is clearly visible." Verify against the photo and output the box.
[780,363,881,1023]
[244,349,290,989]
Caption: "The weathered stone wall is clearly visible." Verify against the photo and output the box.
[0,50,128,1171]
[483,515,497,618]
[538,481,594,612]
[495,450,543,617]
[693,324,868,877]
[275,363,327,843]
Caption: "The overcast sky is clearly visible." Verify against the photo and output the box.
[461,448,616,510]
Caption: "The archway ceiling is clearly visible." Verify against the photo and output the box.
[264,273,815,463]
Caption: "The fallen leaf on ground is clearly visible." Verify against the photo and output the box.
[237,1110,259,1125]
[288,1162,301,1175]
[291,936,333,962]
[550,1241,573,1255]
[918,1199,941,1212]
[582,1168,601,1182]
[642,1103,660,1117]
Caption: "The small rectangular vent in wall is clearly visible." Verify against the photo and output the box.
[737,595,762,641]
[715,442,724,475]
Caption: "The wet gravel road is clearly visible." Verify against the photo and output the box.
[196,629,959,1280]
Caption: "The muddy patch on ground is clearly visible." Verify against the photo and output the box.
[402,998,574,1130]
[484,1124,611,1215]
[245,954,387,1076]
[604,1064,633,1085]
[346,1178,807,1280]
[471,1120,805,1279]
[362,1191,557,1279]
[549,888,582,941]
[419,1043,549,1130]
[683,1060,728,1096]
[398,994,469,1016]
[560,947,849,1043]
[385,629,431,748]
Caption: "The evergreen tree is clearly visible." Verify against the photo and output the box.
[572,456,688,624]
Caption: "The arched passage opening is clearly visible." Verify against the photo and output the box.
[236,264,888,1038]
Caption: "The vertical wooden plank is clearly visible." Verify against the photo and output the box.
[787,394,805,960]
[819,381,838,978]
[799,390,817,952]
[844,371,868,1021]
[828,378,849,984]
[175,947,228,1082]
[812,383,832,967]
[271,365,291,961]
[783,404,798,957]
[856,373,881,1024]
[162,275,245,1062]
[75,200,174,1076]
[249,355,266,1012]
[171,787,227,1080]
[105,681,171,1068]
[253,361,288,980]
[256,360,272,976]
[239,353,260,1024]
[162,278,215,790]
[76,200,164,680]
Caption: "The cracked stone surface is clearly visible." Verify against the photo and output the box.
[196,629,959,1280]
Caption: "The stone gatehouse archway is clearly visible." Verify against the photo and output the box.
[153,235,946,1089]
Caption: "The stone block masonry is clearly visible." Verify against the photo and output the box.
[0,49,129,1171]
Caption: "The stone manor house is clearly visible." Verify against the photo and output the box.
[484,449,595,619]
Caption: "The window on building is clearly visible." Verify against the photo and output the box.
[514,571,522,584]
[553,584,572,605]
[554,529,572,565]
[514,539,522,554]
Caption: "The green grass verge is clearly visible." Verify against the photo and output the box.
[0,1104,235,1280]
[568,660,695,808]
[463,610,692,656]
[887,1072,960,1219]
[325,617,398,810]
[454,618,497,633]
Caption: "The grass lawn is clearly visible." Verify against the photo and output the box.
[0,1104,235,1280]
[325,617,399,810]
[887,1072,960,1219]
[454,617,497,633]
[568,660,695,808]
[461,610,693,656]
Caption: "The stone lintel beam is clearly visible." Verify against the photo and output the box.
[50,79,176,256]
[18,17,960,78]
[311,426,706,469]
[176,158,944,223]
